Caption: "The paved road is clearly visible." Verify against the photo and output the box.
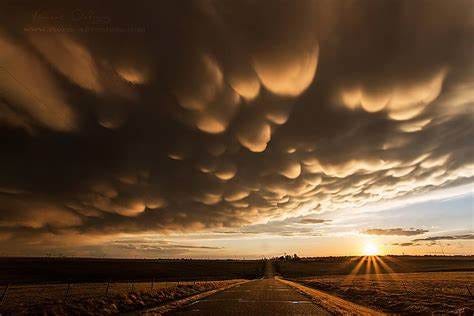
[166,278,330,315]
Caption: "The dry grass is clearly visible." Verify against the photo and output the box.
[0,258,264,284]
[1,280,199,308]
[275,256,474,277]
[296,272,474,314]
[0,280,243,315]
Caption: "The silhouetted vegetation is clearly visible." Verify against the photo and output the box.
[0,258,265,285]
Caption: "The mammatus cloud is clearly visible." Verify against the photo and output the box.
[0,0,473,254]
[364,228,429,236]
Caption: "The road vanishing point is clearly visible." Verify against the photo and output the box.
[166,278,330,315]
[166,261,330,315]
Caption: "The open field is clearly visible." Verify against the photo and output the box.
[0,280,243,315]
[0,258,264,284]
[294,271,474,314]
[0,258,262,315]
[1,280,213,309]
[276,256,474,314]
[275,255,474,277]
[1,256,473,314]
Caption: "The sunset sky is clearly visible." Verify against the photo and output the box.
[0,0,472,258]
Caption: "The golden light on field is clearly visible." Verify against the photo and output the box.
[363,241,380,256]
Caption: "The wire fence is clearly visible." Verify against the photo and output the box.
[0,279,198,309]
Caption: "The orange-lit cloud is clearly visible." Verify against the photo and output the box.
[364,228,429,236]
[0,0,472,255]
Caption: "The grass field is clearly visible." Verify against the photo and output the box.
[295,271,474,314]
[1,280,209,309]
[0,258,262,315]
[0,280,243,315]
[0,257,265,284]
[276,256,474,314]
[1,256,472,314]
[275,255,474,277]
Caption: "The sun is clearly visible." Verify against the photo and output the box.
[363,241,379,256]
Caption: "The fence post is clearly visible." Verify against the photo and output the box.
[150,278,154,291]
[0,284,9,306]
[105,281,110,297]
[64,282,71,300]
[402,281,409,295]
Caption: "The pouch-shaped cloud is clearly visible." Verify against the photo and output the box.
[341,69,447,120]
[145,196,166,209]
[399,118,432,133]
[214,163,237,181]
[195,89,240,134]
[224,189,250,202]
[306,158,400,178]
[254,44,319,97]
[116,65,148,85]
[196,115,227,134]
[194,193,222,206]
[175,54,224,111]
[279,160,302,179]
[340,68,448,120]
[0,31,76,131]
[236,119,272,152]
[0,196,82,229]
[228,72,261,101]
[0,0,472,254]
[29,34,102,93]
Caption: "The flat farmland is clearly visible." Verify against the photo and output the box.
[0,280,243,315]
[2,280,206,307]
[275,255,474,277]
[0,257,264,284]
[296,272,474,314]
[276,256,474,314]
[0,258,263,315]
[2,256,473,315]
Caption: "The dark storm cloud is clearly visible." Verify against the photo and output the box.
[364,228,429,236]
[413,234,474,242]
[0,0,473,252]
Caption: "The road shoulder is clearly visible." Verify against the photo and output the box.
[135,280,250,315]
[276,278,386,316]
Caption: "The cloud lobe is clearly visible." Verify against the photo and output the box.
[0,0,472,254]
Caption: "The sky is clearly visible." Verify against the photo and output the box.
[0,0,472,258]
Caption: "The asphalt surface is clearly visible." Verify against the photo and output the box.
[166,278,330,315]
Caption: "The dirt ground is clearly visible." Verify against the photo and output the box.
[295,271,474,314]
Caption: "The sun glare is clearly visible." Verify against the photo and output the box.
[363,241,379,256]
